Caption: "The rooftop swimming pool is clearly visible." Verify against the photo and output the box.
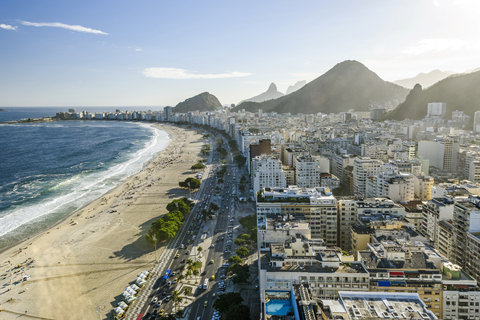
[266,299,292,316]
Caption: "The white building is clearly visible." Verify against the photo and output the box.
[353,157,383,197]
[474,111,480,133]
[295,155,329,188]
[251,155,286,193]
[366,168,415,202]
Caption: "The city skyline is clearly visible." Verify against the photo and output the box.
[1,0,480,107]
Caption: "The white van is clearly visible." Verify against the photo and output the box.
[203,278,209,289]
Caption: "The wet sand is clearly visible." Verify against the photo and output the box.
[0,123,206,319]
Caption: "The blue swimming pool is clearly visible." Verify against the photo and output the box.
[266,299,292,316]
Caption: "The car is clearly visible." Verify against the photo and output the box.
[167,281,171,286]
[172,278,177,284]
[155,301,162,308]
[186,250,190,255]
[159,309,165,316]
[204,301,208,307]
[172,272,176,276]
[212,292,216,298]
[165,295,170,302]
[201,270,207,276]
[152,297,158,304]
[181,258,186,263]
[187,240,191,245]
[220,275,226,279]
[180,244,184,249]
[211,275,215,281]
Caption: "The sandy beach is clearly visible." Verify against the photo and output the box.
[0,123,205,319]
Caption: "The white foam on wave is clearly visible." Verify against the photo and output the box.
[0,124,171,238]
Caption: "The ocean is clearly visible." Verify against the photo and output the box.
[0,107,171,249]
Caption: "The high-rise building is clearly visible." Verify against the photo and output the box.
[453,198,480,268]
[474,111,480,133]
[295,155,329,188]
[353,157,383,197]
[251,155,286,193]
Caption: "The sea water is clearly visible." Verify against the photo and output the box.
[0,116,171,249]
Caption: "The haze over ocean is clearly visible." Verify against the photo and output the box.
[0,108,171,249]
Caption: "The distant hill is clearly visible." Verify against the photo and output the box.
[233,60,408,115]
[393,70,455,89]
[286,80,306,95]
[240,83,284,104]
[174,92,222,113]
[382,71,480,121]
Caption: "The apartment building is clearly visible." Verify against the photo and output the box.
[422,197,455,243]
[436,220,454,261]
[366,170,415,202]
[251,155,286,193]
[353,157,383,197]
[295,155,329,188]
[256,186,338,246]
[453,199,480,268]
[337,199,357,252]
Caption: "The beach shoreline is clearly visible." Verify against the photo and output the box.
[0,122,206,320]
[0,121,171,255]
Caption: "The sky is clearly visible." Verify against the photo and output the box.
[1,0,479,107]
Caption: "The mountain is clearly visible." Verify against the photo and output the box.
[393,70,455,89]
[233,60,409,115]
[240,83,284,104]
[465,67,480,74]
[382,71,480,121]
[174,92,222,113]
[286,80,306,95]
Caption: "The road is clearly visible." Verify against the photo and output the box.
[129,132,243,320]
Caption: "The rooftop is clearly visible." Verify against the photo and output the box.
[339,291,437,320]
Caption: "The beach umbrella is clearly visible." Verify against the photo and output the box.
[136,280,146,287]
[117,301,128,309]
[137,273,146,279]
[121,291,131,299]
[114,307,124,315]
[131,284,140,291]
[126,296,137,304]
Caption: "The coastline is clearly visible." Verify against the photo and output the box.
[0,121,171,254]
[0,122,206,320]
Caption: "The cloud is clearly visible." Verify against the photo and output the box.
[135,48,142,52]
[402,38,466,55]
[142,67,252,79]
[19,21,108,35]
[0,24,17,30]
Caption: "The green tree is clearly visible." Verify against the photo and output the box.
[236,247,249,258]
[234,238,244,246]
[184,287,191,296]
[171,290,183,315]
[226,304,250,320]
[239,215,256,233]
[191,162,206,170]
[238,234,251,241]
[209,202,219,212]
[192,269,199,276]
[228,255,242,264]
[213,292,244,313]
[178,274,185,282]
[186,270,192,279]
[179,177,201,189]
[166,199,191,216]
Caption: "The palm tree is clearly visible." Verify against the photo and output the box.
[175,309,184,319]
[186,270,192,279]
[171,290,183,315]
[192,269,199,277]
[178,274,185,282]
[196,246,203,264]
[186,258,193,265]
[184,287,191,296]
[178,265,185,273]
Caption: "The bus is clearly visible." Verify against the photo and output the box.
[203,278,209,289]
[162,269,172,282]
